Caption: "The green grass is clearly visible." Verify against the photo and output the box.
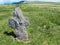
[0,4,60,45]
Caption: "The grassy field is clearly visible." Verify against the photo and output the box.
[0,4,60,45]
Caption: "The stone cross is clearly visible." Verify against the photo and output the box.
[9,7,29,41]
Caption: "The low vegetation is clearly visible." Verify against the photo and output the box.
[0,4,60,45]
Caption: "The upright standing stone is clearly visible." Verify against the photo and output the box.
[9,7,29,41]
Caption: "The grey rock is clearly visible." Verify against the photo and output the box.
[9,7,29,41]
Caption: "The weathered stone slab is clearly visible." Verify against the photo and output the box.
[9,7,29,41]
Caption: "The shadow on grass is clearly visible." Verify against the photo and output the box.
[4,31,16,38]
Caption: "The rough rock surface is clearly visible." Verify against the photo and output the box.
[9,7,29,41]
